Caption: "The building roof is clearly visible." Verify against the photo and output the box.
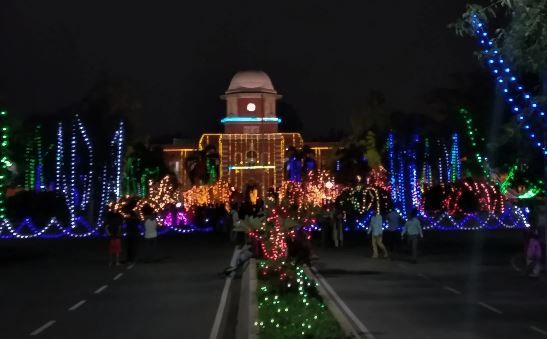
[226,70,277,94]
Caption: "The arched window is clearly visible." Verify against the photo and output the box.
[246,150,258,165]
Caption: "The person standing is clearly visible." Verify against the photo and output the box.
[526,226,543,278]
[144,214,158,261]
[368,210,388,258]
[332,208,344,248]
[125,211,140,264]
[402,208,423,263]
[385,209,401,252]
[105,212,122,266]
[239,185,265,257]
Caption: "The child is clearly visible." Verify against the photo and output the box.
[526,228,542,278]
[106,213,122,266]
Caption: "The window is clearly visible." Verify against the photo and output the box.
[246,150,258,164]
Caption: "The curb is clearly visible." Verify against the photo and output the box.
[304,265,374,339]
[235,258,259,339]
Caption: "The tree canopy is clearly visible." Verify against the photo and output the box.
[451,0,547,75]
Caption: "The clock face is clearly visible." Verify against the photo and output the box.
[246,102,256,112]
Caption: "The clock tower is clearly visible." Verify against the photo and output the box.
[220,70,282,134]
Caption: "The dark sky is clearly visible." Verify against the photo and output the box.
[0,1,481,139]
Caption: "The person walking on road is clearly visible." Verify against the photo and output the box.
[368,209,388,258]
[402,208,423,263]
[385,209,401,252]
[144,214,158,261]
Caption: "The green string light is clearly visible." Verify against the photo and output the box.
[23,126,44,192]
[459,108,490,179]
[0,110,9,218]
[500,164,544,199]
[256,261,342,338]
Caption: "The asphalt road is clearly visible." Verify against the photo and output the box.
[314,230,547,339]
[3,230,546,339]
[0,234,233,339]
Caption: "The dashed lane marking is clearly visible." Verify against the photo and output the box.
[530,326,547,336]
[443,286,462,295]
[113,273,123,281]
[29,320,56,336]
[127,263,135,270]
[68,299,87,311]
[94,284,108,294]
[477,302,503,314]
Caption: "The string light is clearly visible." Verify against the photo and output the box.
[183,179,231,212]
[470,15,546,156]
[499,163,544,200]
[220,117,282,123]
[75,115,94,210]
[421,138,432,188]
[24,126,44,191]
[450,133,461,182]
[459,108,490,178]
[35,125,45,191]
[55,123,64,193]
[0,110,9,219]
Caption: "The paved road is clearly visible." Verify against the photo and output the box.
[315,230,547,339]
[0,234,233,339]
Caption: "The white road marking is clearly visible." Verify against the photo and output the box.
[113,273,123,281]
[127,263,135,270]
[68,299,87,311]
[530,326,547,336]
[478,301,503,314]
[29,320,56,336]
[443,286,462,295]
[311,267,375,339]
[94,284,108,294]
[209,248,238,339]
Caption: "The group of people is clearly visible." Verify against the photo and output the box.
[365,208,423,263]
[105,211,159,266]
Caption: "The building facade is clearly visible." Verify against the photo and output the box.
[163,71,337,194]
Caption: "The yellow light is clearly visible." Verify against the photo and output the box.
[228,165,275,170]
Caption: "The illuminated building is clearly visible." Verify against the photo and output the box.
[163,71,337,194]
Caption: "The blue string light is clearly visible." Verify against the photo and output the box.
[450,133,461,182]
[470,14,546,156]
[75,115,94,210]
[220,117,282,123]
[0,217,209,239]
[55,123,64,193]
[387,133,397,204]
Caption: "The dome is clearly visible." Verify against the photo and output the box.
[226,70,276,94]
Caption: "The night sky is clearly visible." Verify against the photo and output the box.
[0,1,482,140]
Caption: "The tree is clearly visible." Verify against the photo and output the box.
[452,0,547,263]
[451,0,547,95]
[349,90,390,140]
